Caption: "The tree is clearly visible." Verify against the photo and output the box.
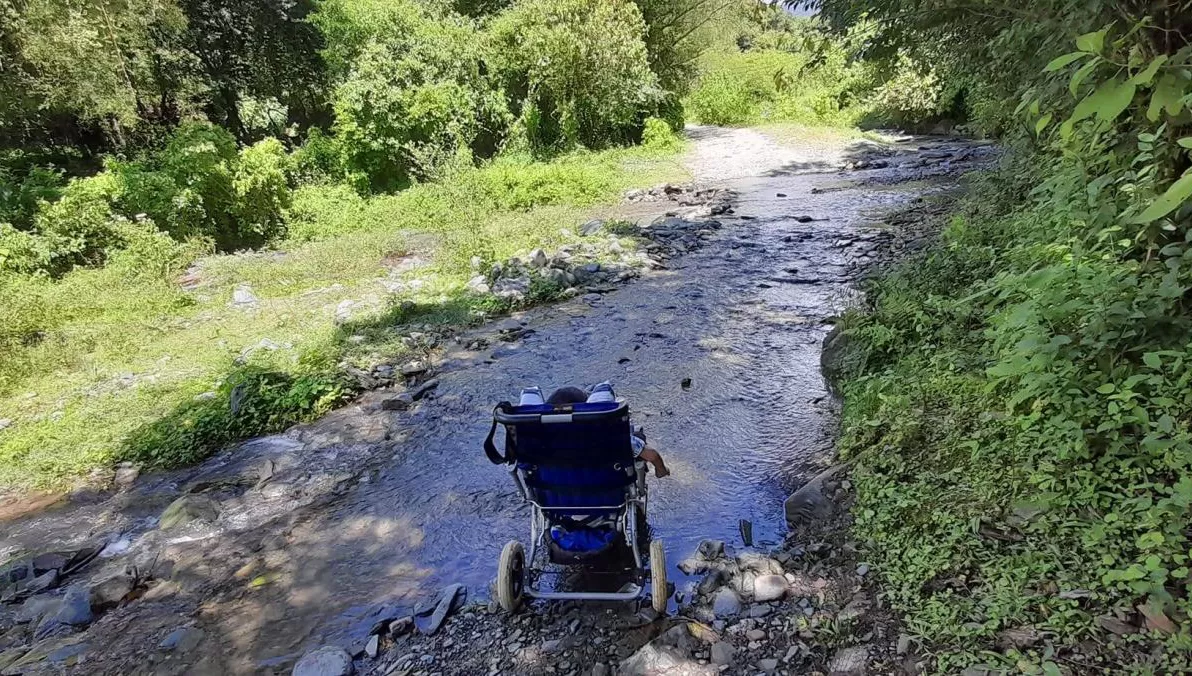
[176,0,328,141]
[490,0,662,152]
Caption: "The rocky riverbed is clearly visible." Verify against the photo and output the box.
[0,126,995,675]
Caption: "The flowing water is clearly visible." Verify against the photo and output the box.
[0,127,993,673]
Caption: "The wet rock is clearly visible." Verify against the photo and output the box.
[159,495,221,530]
[828,645,869,674]
[411,379,439,401]
[711,588,741,618]
[710,641,734,666]
[753,574,787,602]
[785,465,846,529]
[380,393,414,411]
[413,583,465,635]
[292,646,354,676]
[159,626,205,652]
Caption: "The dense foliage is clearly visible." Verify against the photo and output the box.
[809,0,1192,669]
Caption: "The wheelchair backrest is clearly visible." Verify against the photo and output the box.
[492,401,636,512]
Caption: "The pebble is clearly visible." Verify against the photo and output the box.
[710,642,735,666]
[757,657,779,672]
[746,629,766,641]
[856,563,870,577]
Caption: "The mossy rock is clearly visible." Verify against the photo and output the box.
[159,495,221,530]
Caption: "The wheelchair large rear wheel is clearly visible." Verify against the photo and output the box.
[497,540,525,612]
[650,539,668,614]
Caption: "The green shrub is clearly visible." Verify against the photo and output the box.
[0,223,54,274]
[869,54,944,126]
[490,0,661,152]
[459,154,615,210]
[324,1,509,191]
[291,128,347,185]
[286,183,369,242]
[233,138,292,246]
[32,172,124,274]
[0,165,64,230]
[641,116,682,150]
[686,72,756,125]
[121,361,356,468]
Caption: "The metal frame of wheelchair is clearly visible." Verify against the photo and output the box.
[488,401,668,614]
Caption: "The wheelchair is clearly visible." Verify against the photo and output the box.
[483,390,668,614]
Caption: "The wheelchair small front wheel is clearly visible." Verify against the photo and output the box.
[497,540,525,612]
[649,539,668,615]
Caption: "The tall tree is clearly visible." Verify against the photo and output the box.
[177,0,328,141]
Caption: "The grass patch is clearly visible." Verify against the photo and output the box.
[834,172,1192,670]
[0,143,688,490]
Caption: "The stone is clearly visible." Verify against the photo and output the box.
[785,465,847,529]
[24,570,58,595]
[466,276,491,294]
[35,586,92,638]
[365,634,379,659]
[711,588,741,618]
[746,629,766,641]
[590,665,610,676]
[380,393,415,411]
[0,419,10,431]
[828,645,869,675]
[15,595,60,624]
[159,626,205,652]
[757,658,779,672]
[2,635,88,674]
[232,284,259,307]
[412,583,465,635]
[619,640,693,676]
[159,495,220,530]
[528,249,548,268]
[114,463,139,487]
[752,574,788,602]
[388,616,413,639]
[856,563,870,577]
[896,634,912,655]
[710,642,734,666]
[292,646,354,676]
[541,639,563,654]
[89,573,136,610]
[697,539,725,560]
[580,220,606,236]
